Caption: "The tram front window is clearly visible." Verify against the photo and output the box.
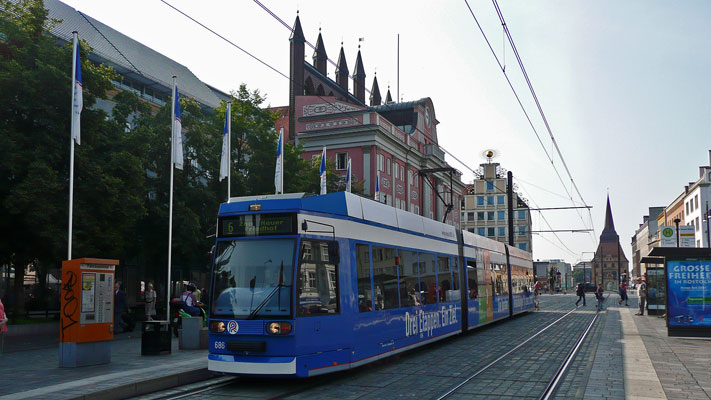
[211,239,295,319]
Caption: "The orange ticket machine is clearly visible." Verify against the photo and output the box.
[59,258,117,367]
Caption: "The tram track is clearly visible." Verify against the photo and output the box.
[436,305,599,400]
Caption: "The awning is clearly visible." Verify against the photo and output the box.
[648,247,711,259]
[640,256,664,264]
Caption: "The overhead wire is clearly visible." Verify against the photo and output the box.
[462,0,597,246]
[159,0,588,254]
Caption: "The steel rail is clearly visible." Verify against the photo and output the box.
[539,311,599,400]
[435,307,580,400]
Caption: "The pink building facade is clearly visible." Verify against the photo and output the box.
[284,16,466,227]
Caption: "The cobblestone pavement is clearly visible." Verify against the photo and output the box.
[167,294,599,400]
[0,335,207,400]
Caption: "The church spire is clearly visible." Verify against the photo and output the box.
[600,194,619,242]
[312,28,327,75]
[335,43,349,91]
[369,74,381,106]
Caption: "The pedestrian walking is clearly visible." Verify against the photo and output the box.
[617,281,629,306]
[635,277,647,316]
[595,284,605,311]
[533,281,541,310]
[575,282,586,306]
[144,283,156,321]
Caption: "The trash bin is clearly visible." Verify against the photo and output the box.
[141,321,171,355]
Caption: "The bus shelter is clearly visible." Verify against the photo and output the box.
[649,248,711,337]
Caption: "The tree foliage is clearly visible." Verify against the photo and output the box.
[0,0,364,313]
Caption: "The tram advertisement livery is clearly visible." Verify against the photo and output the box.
[207,192,534,377]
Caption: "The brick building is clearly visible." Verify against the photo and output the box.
[592,195,628,291]
[280,15,466,225]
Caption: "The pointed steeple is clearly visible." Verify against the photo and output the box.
[369,74,381,106]
[312,28,327,75]
[600,195,619,242]
[385,87,393,104]
[335,43,349,91]
[288,13,305,142]
[290,14,305,42]
[353,46,366,102]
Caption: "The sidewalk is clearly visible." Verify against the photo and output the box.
[0,329,210,400]
[587,295,711,400]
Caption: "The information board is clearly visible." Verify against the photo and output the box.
[667,260,711,327]
[219,213,296,237]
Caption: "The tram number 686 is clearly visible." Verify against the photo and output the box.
[214,341,226,350]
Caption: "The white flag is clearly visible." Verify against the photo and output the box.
[319,146,327,195]
[275,128,284,194]
[172,84,184,170]
[72,37,82,145]
[345,157,352,193]
[219,103,230,181]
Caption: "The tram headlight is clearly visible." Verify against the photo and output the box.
[266,321,292,335]
[210,321,226,333]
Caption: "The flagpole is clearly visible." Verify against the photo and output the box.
[67,31,78,260]
[279,128,284,194]
[226,101,231,202]
[167,75,176,322]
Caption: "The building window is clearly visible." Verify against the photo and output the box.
[487,181,494,191]
[487,227,495,237]
[518,243,527,251]
[408,170,413,185]
[477,196,484,206]
[386,158,391,175]
[415,205,420,215]
[477,227,485,236]
[696,217,700,230]
[477,211,485,221]
[497,195,505,205]
[487,211,494,220]
[686,202,690,215]
[487,196,494,205]
[519,226,526,234]
[518,210,526,220]
[695,194,699,208]
[498,227,505,236]
[377,154,384,171]
[497,211,505,220]
[336,152,347,170]
[468,212,475,222]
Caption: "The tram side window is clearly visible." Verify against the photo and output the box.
[372,246,399,310]
[466,260,478,299]
[399,250,420,307]
[451,257,460,292]
[437,256,451,302]
[356,244,373,312]
[297,240,339,316]
[419,253,437,305]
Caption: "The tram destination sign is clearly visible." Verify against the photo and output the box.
[219,213,296,237]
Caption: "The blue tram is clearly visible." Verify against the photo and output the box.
[207,192,534,377]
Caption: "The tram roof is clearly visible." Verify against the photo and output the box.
[220,192,458,242]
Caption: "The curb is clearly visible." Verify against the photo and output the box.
[68,368,213,400]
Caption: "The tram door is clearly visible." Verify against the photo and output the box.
[466,259,479,327]
[296,240,349,358]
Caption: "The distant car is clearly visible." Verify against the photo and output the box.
[583,283,597,293]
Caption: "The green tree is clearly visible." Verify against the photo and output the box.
[0,0,147,312]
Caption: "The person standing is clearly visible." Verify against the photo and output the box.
[114,282,131,332]
[618,281,629,306]
[533,281,541,310]
[635,278,647,316]
[144,283,156,321]
[575,282,586,306]
[0,295,8,354]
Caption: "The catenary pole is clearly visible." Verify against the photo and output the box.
[227,101,231,202]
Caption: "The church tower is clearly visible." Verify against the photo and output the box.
[592,195,629,290]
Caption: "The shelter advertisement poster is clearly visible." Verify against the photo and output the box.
[667,260,711,327]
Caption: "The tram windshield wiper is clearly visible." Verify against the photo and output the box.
[247,282,286,320]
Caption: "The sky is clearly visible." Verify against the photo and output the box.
[59,0,711,267]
